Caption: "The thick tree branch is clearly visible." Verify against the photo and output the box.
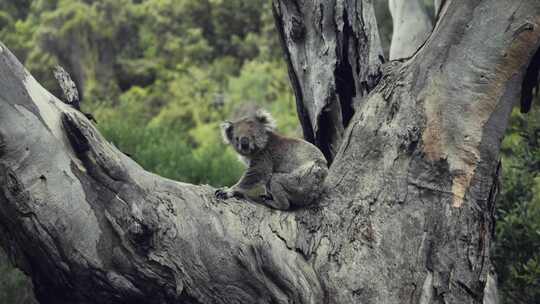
[272,0,384,162]
[0,42,321,303]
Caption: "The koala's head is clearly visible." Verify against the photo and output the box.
[220,109,276,156]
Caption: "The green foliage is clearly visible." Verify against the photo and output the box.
[0,249,36,304]
[0,0,295,190]
[94,82,245,186]
[0,0,31,20]
[227,60,299,135]
[495,107,540,304]
[98,116,244,186]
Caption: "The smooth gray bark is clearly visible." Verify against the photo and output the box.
[388,0,433,60]
[0,0,539,303]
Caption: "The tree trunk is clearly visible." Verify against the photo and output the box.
[272,0,385,162]
[388,0,433,60]
[0,1,539,304]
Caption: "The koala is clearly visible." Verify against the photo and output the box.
[215,109,328,210]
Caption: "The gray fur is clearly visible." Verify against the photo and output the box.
[254,109,277,130]
[216,110,328,210]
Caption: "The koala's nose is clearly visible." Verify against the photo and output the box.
[240,137,249,150]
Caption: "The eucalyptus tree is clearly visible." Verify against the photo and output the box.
[0,0,539,303]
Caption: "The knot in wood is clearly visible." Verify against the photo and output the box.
[290,16,305,42]
[7,171,22,196]
[128,218,155,252]
[2,169,29,204]
[62,114,90,155]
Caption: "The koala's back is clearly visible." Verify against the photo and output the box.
[265,132,327,173]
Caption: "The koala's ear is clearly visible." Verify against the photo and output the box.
[220,121,233,144]
[255,109,276,130]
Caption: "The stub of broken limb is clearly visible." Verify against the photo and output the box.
[53,65,97,123]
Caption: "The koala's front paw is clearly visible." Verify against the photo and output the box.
[215,188,233,199]
[215,188,245,200]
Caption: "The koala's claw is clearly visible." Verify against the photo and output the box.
[215,188,245,200]
[215,188,230,200]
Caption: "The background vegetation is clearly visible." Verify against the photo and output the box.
[0,0,537,303]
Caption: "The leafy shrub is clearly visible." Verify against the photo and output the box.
[495,107,540,304]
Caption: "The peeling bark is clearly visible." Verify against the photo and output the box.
[388,0,433,60]
[1,1,540,303]
[272,0,384,162]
